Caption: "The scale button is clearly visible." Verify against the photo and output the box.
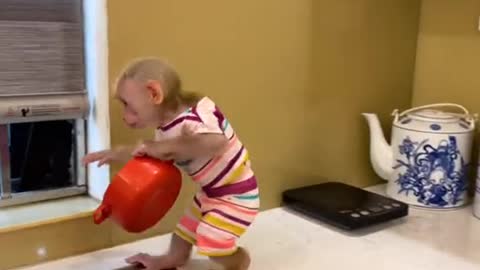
[392,203,401,208]
[351,213,361,218]
[368,207,383,213]
[383,205,392,209]
[360,211,370,216]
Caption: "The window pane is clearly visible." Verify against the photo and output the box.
[9,120,79,192]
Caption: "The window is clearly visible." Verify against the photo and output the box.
[0,0,88,207]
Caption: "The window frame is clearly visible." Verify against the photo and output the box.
[0,0,89,207]
[0,119,87,208]
[0,0,110,209]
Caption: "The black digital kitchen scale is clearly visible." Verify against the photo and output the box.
[282,182,408,230]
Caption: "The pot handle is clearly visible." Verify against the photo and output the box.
[133,156,175,165]
[394,103,477,125]
[93,204,111,225]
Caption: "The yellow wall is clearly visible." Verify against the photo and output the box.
[0,1,421,269]
[413,0,480,107]
[109,0,420,244]
[107,0,314,244]
[109,0,420,205]
[308,0,420,187]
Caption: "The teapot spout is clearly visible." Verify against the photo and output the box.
[362,113,393,180]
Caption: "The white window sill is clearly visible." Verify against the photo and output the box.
[0,196,100,233]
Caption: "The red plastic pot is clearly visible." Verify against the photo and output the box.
[93,157,182,233]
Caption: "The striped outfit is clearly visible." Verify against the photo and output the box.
[155,97,259,256]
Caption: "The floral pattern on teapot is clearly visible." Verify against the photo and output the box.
[394,136,468,207]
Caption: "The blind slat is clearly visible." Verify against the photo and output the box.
[0,0,82,23]
[0,21,85,96]
[0,0,86,122]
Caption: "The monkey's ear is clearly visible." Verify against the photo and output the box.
[146,80,164,104]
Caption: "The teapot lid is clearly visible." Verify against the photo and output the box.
[394,104,475,133]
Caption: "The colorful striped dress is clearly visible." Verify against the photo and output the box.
[155,97,260,256]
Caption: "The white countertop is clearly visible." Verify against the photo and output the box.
[17,185,480,270]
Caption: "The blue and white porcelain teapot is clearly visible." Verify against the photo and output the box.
[363,103,476,209]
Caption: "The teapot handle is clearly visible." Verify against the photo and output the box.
[393,103,477,125]
[93,204,111,225]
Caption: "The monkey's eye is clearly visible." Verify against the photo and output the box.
[119,99,127,106]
